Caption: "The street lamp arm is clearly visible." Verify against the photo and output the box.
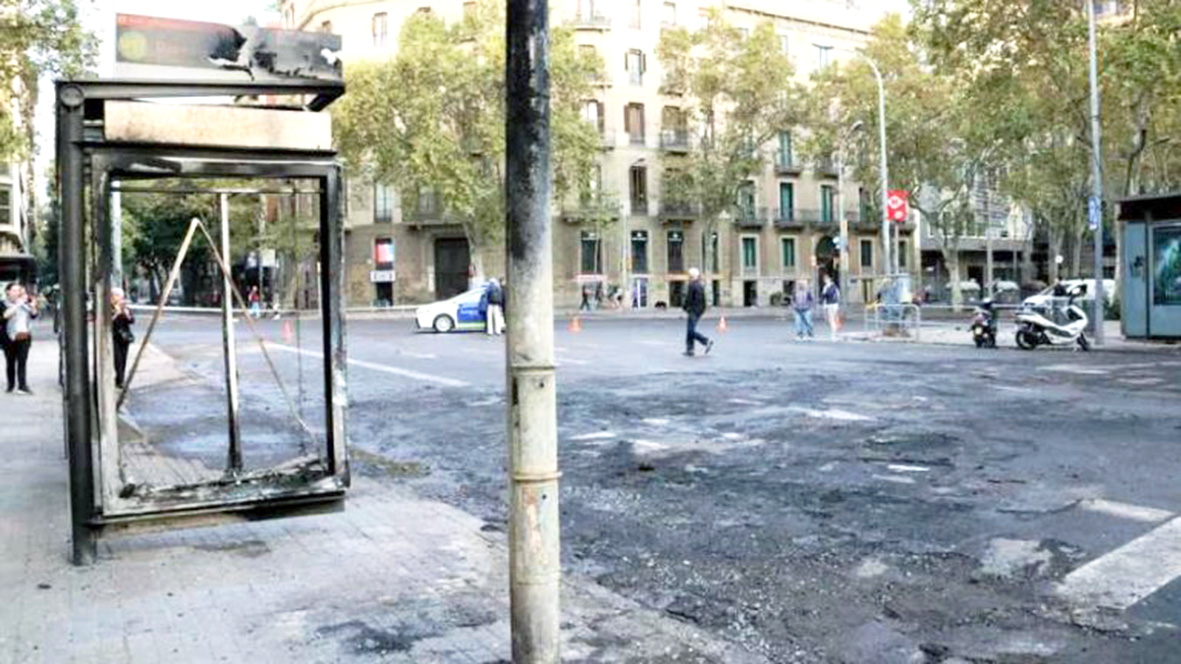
[853,50,892,276]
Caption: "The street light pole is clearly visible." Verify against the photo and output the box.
[836,121,863,306]
[505,0,561,661]
[856,53,891,278]
[1086,0,1106,345]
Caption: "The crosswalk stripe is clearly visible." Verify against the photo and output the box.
[267,342,470,388]
[1057,517,1181,610]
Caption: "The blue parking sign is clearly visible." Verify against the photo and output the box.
[1088,197,1102,231]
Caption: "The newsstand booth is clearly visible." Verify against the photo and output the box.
[1120,193,1181,340]
[56,27,350,564]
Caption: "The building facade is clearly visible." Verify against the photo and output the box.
[1,75,35,286]
[280,0,916,308]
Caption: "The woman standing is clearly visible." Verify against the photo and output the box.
[4,282,38,395]
[821,274,841,341]
[111,287,135,389]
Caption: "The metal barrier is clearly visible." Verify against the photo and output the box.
[863,302,923,341]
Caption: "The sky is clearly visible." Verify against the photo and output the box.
[33,0,281,192]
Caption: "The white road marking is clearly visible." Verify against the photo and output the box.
[721,433,743,440]
[570,431,616,441]
[395,349,437,360]
[643,418,671,426]
[728,398,762,406]
[872,474,916,485]
[887,464,931,473]
[1041,364,1111,376]
[793,407,873,422]
[557,357,591,366]
[633,439,670,452]
[992,384,1037,394]
[1057,517,1181,610]
[1080,499,1174,524]
[267,343,470,388]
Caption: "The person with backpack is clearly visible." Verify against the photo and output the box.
[820,274,841,341]
[682,268,713,357]
[485,278,505,336]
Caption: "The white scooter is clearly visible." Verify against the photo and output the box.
[1014,285,1090,351]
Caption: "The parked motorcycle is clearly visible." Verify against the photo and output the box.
[1014,286,1090,351]
[970,299,997,348]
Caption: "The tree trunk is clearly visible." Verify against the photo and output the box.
[1071,222,1084,279]
[941,244,963,312]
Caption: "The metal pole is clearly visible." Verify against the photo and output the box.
[857,54,890,278]
[111,190,124,288]
[220,194,243,472]
[506,0,561,660]
[837,134,850,306]
[58,84,96,565]
[1086,0,1106,345]
[984,171,994,297]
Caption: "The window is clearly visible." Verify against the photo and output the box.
[581,163,603,203]
[581,99,604,132]
[417,186,440,215]
[701,231,719,272]
[778,182,794,220]
[580,45,602,82]
[581,231,602,274]
[778,33,789,54]
[821,185,835,223]
[667,230,684,272]
[742,236,758,270]
[632,230,649,273]
[777,131,793,167]
[626,49,646,86]
[372,12,388,47]
[629,165,648,213]
[898,240,908,268]
[374,182,394,222]
[625,103,645,144]
[373,237,395,268]
[737,27,749,40]
[1153,227,1181,306]
[781,237,797,269]
[629,0,642,29]
[814,44,832,69]
[860,238,874,269]
[662,1,676,26]
[737,181,756,219]
[0,186,10,225]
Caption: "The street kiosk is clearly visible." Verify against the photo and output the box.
[1119,193,1181,340]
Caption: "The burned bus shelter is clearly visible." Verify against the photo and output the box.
[55,73,350,564]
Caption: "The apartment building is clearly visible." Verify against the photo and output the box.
[0,77,35,286]
[280,0,914,308]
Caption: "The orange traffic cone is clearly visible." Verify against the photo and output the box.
[568,316,583,333]
[716,316,728,333]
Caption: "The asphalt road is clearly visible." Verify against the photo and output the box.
[143,314,1181,663]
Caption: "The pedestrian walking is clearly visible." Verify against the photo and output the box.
[579,284,592,312]
[682,268,713,357]
[792,279,815,340]
[111,287,135,389]
[4,282,38,395]
[248,285,262,318]
[485,278,505,336]
[820,274,841,341]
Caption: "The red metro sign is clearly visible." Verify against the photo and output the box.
[887,190,909,223]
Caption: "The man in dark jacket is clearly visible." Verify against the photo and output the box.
[682,268,713,356]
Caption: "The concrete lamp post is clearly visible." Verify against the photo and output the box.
[836,120,864,306]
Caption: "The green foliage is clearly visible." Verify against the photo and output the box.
[0,0,96,160]
[657,10,800,241]
[332,0,602,262]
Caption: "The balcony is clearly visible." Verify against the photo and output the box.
[773,152,802,175]
[569,12,611,30]
[794,208,838,227]
[773,208,803,228]
[659,130,692,152]
[627,131,646,147]
[404,205,460,228]
[562,195,622,223]
[733,206,768,229]
[814,158,839,178]
[659,200,700,221]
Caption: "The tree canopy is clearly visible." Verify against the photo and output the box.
[332,0,603,272]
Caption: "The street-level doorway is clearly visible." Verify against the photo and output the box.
[669,280,686,308]
[816,235,837,296]
[434,237,470,300]
[631,276,649,308]
[743,280,757,307]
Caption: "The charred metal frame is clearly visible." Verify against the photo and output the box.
[56,79,348,565]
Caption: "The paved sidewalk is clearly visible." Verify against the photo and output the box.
[0,338,773,664]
